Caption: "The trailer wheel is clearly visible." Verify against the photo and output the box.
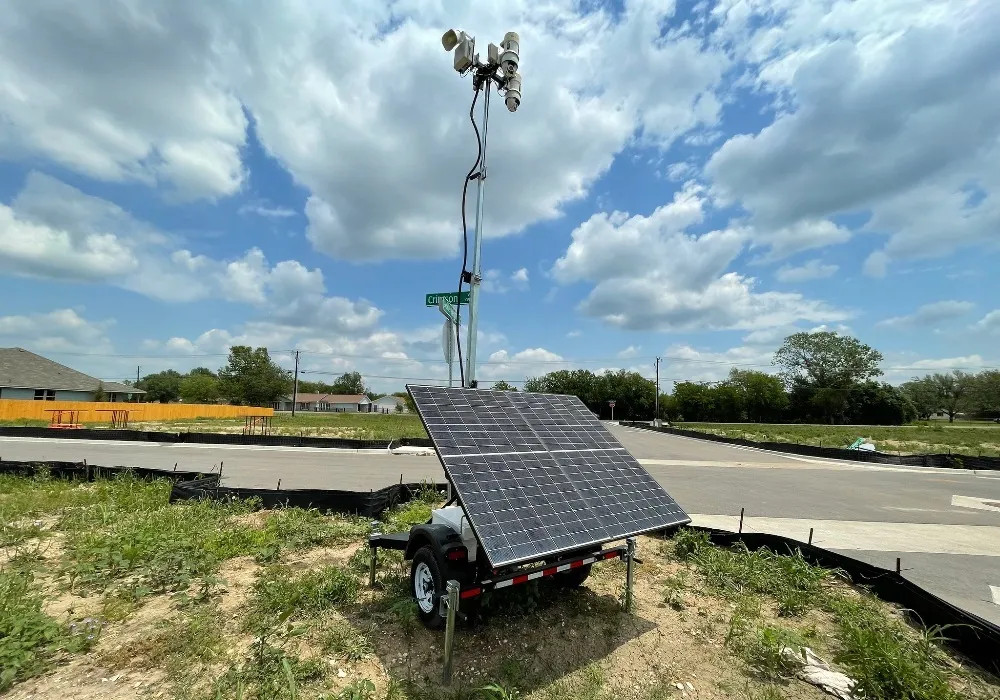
[411,546,447,629]
[553,562,593,588]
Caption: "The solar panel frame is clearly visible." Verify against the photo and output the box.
[407,385,690,568]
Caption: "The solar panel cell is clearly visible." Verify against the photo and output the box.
[408,385,689,566]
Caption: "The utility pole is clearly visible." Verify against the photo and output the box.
[291,350,300,417]
[136,365,140,384]
[655,357,661,426]
[464,81,490,388]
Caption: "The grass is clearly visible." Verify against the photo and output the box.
[0,410,429,440]
[670,528,989,699]
[677,420,1000,457]
[3,471,998,699]
[0,569,102,691]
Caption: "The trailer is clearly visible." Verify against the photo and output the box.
[368,505,633,628]
[368,385,690,679]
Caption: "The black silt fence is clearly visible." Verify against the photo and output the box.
[0,459,212,483]
[0,426,433,451]
[169,476,436,518]
[621,422,1000,471]
[691,528,1000,675]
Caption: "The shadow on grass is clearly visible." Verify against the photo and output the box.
[345,570,657,698]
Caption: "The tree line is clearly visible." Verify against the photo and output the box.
[519,332,999,425]
[132,347,384,406]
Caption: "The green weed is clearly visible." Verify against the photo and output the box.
[211,641,325,700]
[829,595,961,700]
[0,570,101,691]
[321,619,374,661]
[247,565,360,632]
[671,528,711,560]
[333,678,377,700]
[730,623,807,681]
[479,683,523,700]
[100,604,223,670]
[689,541,831,616]
[661,570,689,610]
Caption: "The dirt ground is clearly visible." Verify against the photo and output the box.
[7,535,839,700]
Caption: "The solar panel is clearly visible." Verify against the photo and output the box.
[407,385,690,567]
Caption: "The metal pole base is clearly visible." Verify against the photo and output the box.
[624,537,636,612]
[442,580,460,685]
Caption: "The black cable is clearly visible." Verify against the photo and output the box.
[456,84,483,387]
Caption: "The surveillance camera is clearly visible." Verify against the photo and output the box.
[499,31,519,78]
[505,72,521,112]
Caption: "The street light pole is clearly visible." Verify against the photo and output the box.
[655,357,660,426]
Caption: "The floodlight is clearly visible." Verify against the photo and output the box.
[505,72,521,112]
[499,31,520,78]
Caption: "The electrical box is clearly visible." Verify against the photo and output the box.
[453,37,474,72]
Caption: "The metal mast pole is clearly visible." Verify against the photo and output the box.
[464,80,490,388]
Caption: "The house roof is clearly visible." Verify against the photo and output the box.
[0,347,142,394]
[282,393,370,404]
[373,395,404,405]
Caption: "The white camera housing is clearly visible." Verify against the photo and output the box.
[499,31,519,78]
[505,72,521,112]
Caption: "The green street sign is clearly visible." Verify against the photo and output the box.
[438,300,458,324]
[426,291,470,307]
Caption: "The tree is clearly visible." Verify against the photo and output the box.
[217,346,291,406]
[844,382,916,425]
[969,370,1000,420]
[329,371,369,396]
[137,370,183,403]
[188,367,216,377]
[928,371,973,423]
[490,380,519,391]
[180,373,221,404]
[900,377,940,420]
[672,382,715,422]
[93,382,107,402]
[726,369,788,422]
[394,391,416,413]
[774,332,883,423]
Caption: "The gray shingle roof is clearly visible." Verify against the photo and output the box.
[0,348,142,394]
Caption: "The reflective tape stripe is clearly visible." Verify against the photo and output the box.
[460,587,481,599]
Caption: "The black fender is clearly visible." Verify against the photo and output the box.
[404,523,465,561]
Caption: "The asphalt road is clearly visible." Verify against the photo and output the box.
[2,427,998,623]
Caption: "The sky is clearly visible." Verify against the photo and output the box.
[1,0,999,393]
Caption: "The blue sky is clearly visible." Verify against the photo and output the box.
[1,0,998,392]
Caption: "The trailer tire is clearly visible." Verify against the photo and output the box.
[553,562,593,588]
[411,546,447,629]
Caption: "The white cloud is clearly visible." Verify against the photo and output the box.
[659,343,778,385]
[877,300,975,328]
[0,308,114,354]
[566,330,582,338]
[0,173,382,333]
[617,346,641,359]
[775,259,839,283]
[511,268,529,286]
[707,0,1000,272]
[863,251,889,278]
[752,220,851,262]
[974,310,1000,334]
[0,1,731,262]
[552,185,847,331]
[0,3,246,200]
[239,202,297,219]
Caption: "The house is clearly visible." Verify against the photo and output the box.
[373,395,409,413]
[274,393,373,413]
[0,347,143,402]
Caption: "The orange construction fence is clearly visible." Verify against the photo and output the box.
[0,399,273,424]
